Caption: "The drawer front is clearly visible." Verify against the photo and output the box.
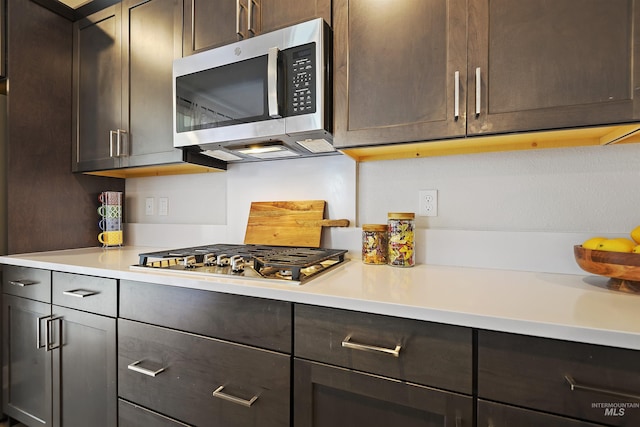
[118,319,290,427]
[120,280,292,352]
[478,400,607,427]
[52,272,117,317]
[294,304,473,394]
[478,330,640,426]
[3,265,51,302]
[119,399,188,427]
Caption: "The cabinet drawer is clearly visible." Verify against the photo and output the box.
[478,330,640,426]
[294,304,473,394]
[120,280,292,352]
[118,319,290,427]
[119,399,188,427]
[478,400,607,427]
[52,272,117,317]
[3,265,51,302]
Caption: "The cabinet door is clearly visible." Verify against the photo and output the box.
[183,0,241,55]
[122,0,185,168]
[261,0,330,33]
[468,0,640,135]
[52,306,117,427]
[73,4,122,172]
[333,0,467,149]
[478,400,608,427]
[2,295,52,427]
[294,359,472,427]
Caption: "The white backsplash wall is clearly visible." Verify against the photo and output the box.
[126,155,357,248]
[125,141,640,274]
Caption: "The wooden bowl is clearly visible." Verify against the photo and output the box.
[574,245,640,282]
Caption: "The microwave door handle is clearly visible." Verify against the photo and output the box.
[267,47,281,118]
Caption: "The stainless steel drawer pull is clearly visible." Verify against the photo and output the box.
[212,385,259,407]
[565,375,640,400]
[63,289,97,298]
[127,360,166,377]
[9,279,37,287]
[341,335,401,357]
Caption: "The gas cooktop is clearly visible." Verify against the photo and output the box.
[131,244,348,284]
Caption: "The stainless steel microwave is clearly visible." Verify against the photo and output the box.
[173,18,334,162]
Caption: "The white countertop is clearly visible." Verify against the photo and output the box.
[1,246,639,351]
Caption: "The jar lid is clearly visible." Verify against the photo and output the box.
[388,212,415,219]
[362,224,387,231]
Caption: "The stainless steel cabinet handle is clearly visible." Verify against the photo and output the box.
[46,316,62,351]
[63,289,97,298]
[9,279,37,287]
[454,70,460,119]
[247,0,258,36]
[565,375,640,400]
[127,360,166,377]
[116,129,127,157]
[267,46,280,118]
[36,315,51,349]
[341,335,401,357]
[212,385,259,407]
[109,130,117,157]
[475,67,481,116]
[236,0,247,39]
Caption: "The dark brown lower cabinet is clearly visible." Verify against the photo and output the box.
[2,295,117,427]
[3,295,52,426]
[478,330,640,427]
[118,399,189,427]
[118,319,290,427]
[294,359,473,427]
[53,306,117,427]
[478,400,608,427]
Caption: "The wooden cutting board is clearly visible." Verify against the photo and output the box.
[244,200,348,247]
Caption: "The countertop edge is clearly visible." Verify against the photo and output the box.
[2,249,639,352]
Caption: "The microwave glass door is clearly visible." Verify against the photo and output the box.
[176,55,271,132]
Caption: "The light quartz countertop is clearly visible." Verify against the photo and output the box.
[1,246,639,351]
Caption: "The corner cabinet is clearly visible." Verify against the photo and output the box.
[183,0,331,55]
[334,0,640,150]
[73,0,186,173]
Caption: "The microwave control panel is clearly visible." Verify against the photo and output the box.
[285,43,316,116]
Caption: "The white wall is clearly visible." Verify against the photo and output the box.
[125,142,640,275]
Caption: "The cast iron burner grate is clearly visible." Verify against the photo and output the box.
[137,244,348,282]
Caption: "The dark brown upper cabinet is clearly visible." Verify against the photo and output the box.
[334,0,640,150]
[333,0,468,148]
[468,0,640,136]
[183,0,330,56]
[73,0,186,173]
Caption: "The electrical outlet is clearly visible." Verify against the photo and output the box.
[158,197,169,216]
[418,190,438,217]
[145,197,154,216]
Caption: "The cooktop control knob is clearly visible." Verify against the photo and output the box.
[230,255,245,273]
[216,254,230,267]
[203,253,216,266]
[182,255,197,269]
